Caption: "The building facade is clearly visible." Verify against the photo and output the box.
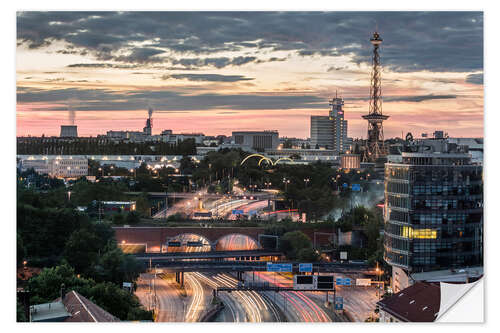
[310,96,348,152]
[232,131,279,151]
[384,141,483,292]
[20,156,88,178]
[340,153,360,169]
[60,125,78,137]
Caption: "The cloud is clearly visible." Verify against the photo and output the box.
[17,11,483,72]
[384,94,458,103]
[465,73,483,85]
[344,94,458,103]
[162,73,254,82]
[17,86,327,111]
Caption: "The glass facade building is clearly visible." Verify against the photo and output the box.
[384,146,483,274]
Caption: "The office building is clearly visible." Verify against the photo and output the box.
[20,156,88,178]
[384,141,483,292]
[60,125,78,138]
[232,131,279,151]
[340,153,360,169]
[310,95,348,152]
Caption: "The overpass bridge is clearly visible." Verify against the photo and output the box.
[134,249,282,261]
[141,259,373,274]
[114,226,336,252]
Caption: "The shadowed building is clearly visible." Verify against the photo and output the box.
[384,141,483,292]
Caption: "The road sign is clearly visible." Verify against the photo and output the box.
[336,278,351,286]
[294,275,314,290]
[340,251,348,260]
[299,263,313,273]
[356,278,372,286]
[266,262,293,272]
[315,275,335,290]
[122,282,132,288]
[334,297,344,310]
[352,184,361,191]
[232,209,244,215]
[249,210,257,215]
[342,183,348,188]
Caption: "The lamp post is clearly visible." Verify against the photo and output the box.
[282,177,290,192]
[67,191,71,202]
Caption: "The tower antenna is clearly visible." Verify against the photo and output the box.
[362,30,389,162]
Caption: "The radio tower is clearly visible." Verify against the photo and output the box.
[362,31,389,162]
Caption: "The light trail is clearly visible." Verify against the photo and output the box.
[184,273,205,322]
[254,272,331,322]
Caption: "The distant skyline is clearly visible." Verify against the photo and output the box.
[16,11,484,138]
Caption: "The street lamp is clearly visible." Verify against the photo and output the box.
[304,178,310,187]
[67,191,71,201]
[282,177,290,192]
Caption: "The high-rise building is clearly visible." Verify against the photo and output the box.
[232,131,279,151]
[60,125,78,137]
[384,141,483,292]
[310,94,348,152]
[310,116,333,149]
[329,96,348,152]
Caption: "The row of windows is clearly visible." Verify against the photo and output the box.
[386,181,409,194]
[413,198,482,210]
[412,184,482,196]
[412,167,482,183]
[387,195,410,209]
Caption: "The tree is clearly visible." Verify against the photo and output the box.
[135,192,151,216]
[17,233,26,267]
[125,211,141,225]
[63,229,100,274]
[279,231,314,261]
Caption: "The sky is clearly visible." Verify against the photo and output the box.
[16,11,484,139]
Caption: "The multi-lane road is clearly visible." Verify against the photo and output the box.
[135,269,377,323]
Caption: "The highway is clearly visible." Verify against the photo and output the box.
[192,272,281,322]
[248,272,333,322]
[135,272,213,322]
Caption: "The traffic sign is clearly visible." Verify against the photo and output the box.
[356,278,372,286]
[342,183,348,188]
[266,262,293,272]
[315,275,335,290]
[299,263,313,273]
[294,275,314,290]
[336,278,351,286]
[249,210,257,215]
[352,184,361,191]
[334,297,344,310]
[232,209,244,215]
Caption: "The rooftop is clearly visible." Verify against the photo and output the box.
[377,282,441,322]
[31,290,120,322]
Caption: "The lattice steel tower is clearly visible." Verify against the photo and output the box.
[362,31,389,161]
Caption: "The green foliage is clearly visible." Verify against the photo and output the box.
[28,262,94,303]
[135,192,151,216]
[27,263,152,321]
[112,213,125,224]
[17,137,196,156]
[17,298,27,322]
[17,233,26,267]
[279,231,315,261]
[63,229,101,274]
[297,247,320,262]
[125,211,141,225]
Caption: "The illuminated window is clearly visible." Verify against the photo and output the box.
[413,229,437,239]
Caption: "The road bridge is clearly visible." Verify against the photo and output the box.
[114,226,337,253]
[134,249,283,260]
[142,260,373,274]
